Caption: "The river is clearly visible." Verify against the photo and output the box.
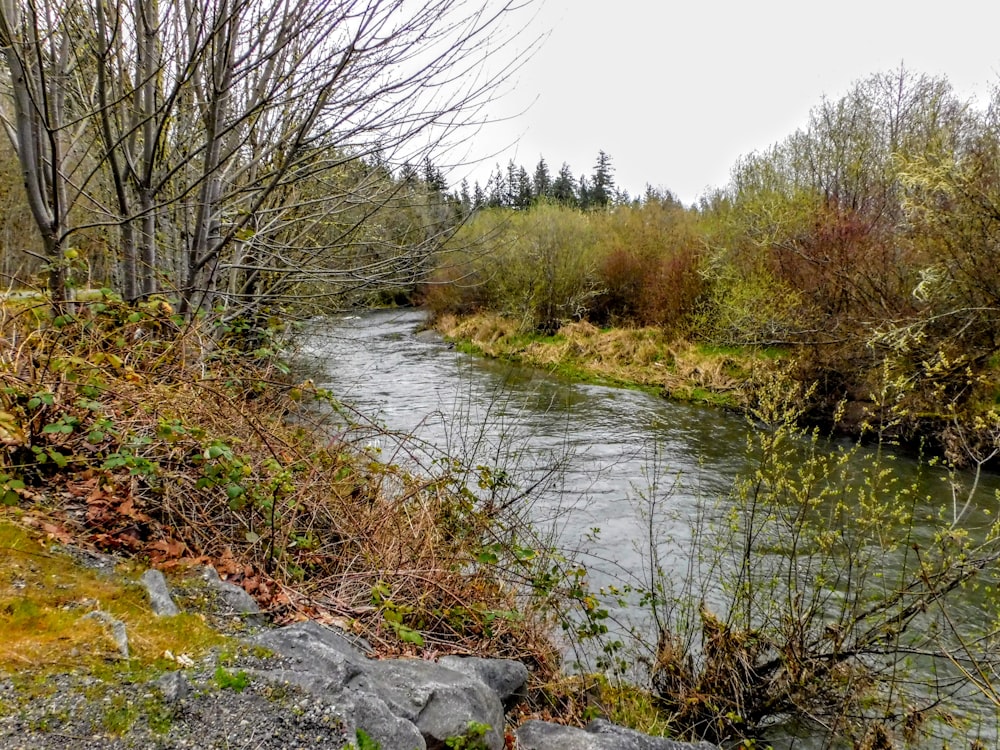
[300,308,1000,747]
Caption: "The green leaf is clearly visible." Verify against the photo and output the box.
[47,449,69,468]
[396,625,424,647]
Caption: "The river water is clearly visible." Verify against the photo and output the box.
[301,308,1000,746]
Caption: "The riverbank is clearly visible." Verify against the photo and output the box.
[433,313,782,409]
[1,512,712,749]
[433,312,1000,468]
[0,296,703,746]
[433,312,792,412]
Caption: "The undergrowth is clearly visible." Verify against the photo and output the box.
[0,293,565,672]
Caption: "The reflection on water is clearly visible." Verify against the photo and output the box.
[301,308,1000,746]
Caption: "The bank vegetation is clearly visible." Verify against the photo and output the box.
[425,68,1000,467]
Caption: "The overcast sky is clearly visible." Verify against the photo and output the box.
[453,0,1000,206]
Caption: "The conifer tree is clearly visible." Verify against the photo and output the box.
[578,174,591,209]
[458,179,472,214]
[533,157,552,200]
[423,157,448,194]
[552,163,577,205]
[486,167,507,208]
[514,165,533,209]
[590,150,615,208]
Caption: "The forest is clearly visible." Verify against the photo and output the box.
[1,0,1000,744]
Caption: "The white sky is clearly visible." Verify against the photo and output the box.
[452,0,1000,206]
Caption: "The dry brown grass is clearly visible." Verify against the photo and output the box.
[437,313,776,407]
[0,297,561,670]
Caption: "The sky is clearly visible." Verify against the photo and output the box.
[452,0,1000,206]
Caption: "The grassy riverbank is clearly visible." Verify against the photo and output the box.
[435,312,784,409]
[434,311,1000,467]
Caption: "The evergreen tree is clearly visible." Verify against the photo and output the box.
[472,181,486,209]
[422,157,447,193]
[552,162,577,205]
[578,174,591,209]
[514,165,533,209]
[399,162,419,184]
[532,157,552,201]
[590,150,615,208]
[505,160,521,207]
[486,166,507,208]
[458,179,472,214]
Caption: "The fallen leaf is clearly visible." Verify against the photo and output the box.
[40,521,74,545]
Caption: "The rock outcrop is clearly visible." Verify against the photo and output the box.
[2,552,717,750]
[255,621,511,750]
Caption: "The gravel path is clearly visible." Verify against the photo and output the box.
[0,651,352,749]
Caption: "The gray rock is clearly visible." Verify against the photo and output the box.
[255,620,370,670]
[81,610,129,659]
[153,670,190,702]
[369,658,506,750]
[516,719,717,750]
[199,565,263,622]
[140,569,180,616]
[330,685,427,750]
[439,655,529,704]
[254,621,506,750]
[585,719,717,750]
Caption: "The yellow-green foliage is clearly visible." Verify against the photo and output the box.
[436,313,781,408]
[433,205,603,333]
[693,264,806,348]
[429,201,703,334]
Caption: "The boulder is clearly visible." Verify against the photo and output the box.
[140,569,180,616]
[254,621,507,750]
[199,565,264,624]
[516,719,717,750]
[438,654,528,705]
[367,658,505,750]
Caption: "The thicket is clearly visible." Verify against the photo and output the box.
[582,385,1000,746]
[426,68,1000,460]
[424,196,703,335]
[0,296,576,669]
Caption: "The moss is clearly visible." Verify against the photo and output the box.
[0,516,228,680]
[213,665,250,692]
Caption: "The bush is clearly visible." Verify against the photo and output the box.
[434,205,602,333]
[603,382,1000,746]
[589,201,703,332]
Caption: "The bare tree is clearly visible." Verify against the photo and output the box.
[0,0,95,309]
[0,0,538,316]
